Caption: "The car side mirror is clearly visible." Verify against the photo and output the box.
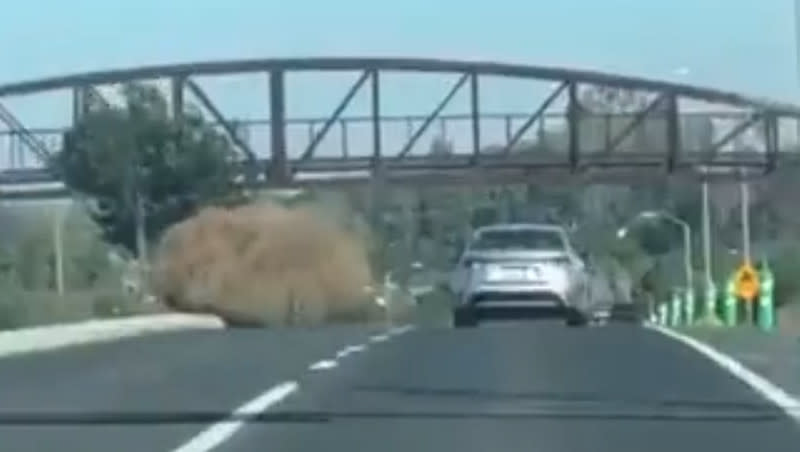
[576,251,592,271]
[436,277,452,293]
[448,251,461,265]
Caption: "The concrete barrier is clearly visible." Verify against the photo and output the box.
[0,313,225,358]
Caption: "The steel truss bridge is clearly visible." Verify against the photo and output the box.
[1,57,800,199]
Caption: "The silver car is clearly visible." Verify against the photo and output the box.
[449,223,591,327]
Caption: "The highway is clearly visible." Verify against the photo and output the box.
[0,322,798,452]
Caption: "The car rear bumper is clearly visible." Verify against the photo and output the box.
[460,289,578,321]
[468,290,566,308]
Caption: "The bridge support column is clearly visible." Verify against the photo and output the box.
[398,193,418,286]
[170,76,184,122]
[567,82,580,172]
[469,72,480,160]
[367,68,388,275]
[369,163,389,277]
[665,93,679,171]
[268,70,290,186]
[71,87,87,126]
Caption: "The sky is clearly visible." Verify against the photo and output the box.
[0,0,797,160]
[1,0,794,86]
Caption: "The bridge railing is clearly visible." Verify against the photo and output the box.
[0,110,787,173]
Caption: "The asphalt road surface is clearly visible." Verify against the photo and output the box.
[0,321,798,452]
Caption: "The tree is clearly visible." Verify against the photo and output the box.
[53,83,242,256]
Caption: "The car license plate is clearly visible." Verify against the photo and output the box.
[488,266,538,281]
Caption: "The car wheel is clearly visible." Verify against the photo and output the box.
[610,303,640,323]
[453,307,477,328]
[565,309,588,327]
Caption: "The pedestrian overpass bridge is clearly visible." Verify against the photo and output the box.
[0,57,798,199]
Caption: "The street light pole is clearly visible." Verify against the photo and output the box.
[659,212,694,305]
[740,174,751,264]
[619,210,695,324]
[51,206,65,297]
[701,181,718,322]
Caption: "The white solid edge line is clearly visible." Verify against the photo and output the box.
[646,323,800,423]
[171,381,299,452]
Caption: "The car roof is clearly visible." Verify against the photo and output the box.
[475,223,566,234]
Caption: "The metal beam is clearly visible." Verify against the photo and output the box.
[371,69,381,163]
[71,88,84,124]
[0,57,798,115]
[340,120,349,158]
[503,81,567,154]
[72,86,110,125]
[368,69,385,251]
[268,70,289,185]
[567,82,580,171]
[5,109,775,139]
[470,72,480,159]
[706,113,761,160]
[171,76,185,121]
[85,86,111,110]
[300,70,370,160]
[3,164,776,201]
[764,114,778,174]
[3,146,785,181]
[185,78,257,163]
[665,93,680,172]
[606,93,667,152]
[397,73,468,159]
[0,102,51,163]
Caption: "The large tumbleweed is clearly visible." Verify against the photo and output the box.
[151,203,375,326]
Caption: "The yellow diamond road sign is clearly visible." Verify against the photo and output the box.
[735,263,759,302]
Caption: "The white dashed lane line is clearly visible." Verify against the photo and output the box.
[309,360,338,370]
[172,325,416,452]
[335,344,367,359]
[345,344,367,353]
[369,334,390,343]
[388,325,415,336]
[171,381,298,452]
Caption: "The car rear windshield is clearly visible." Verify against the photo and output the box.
[471,229,565,250]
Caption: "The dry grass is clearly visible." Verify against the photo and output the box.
[151,202,375,327]
[777,302,800,335]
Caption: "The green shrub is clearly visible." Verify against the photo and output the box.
[771,244,800,307]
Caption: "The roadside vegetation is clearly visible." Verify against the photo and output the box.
[0,203,163,330]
